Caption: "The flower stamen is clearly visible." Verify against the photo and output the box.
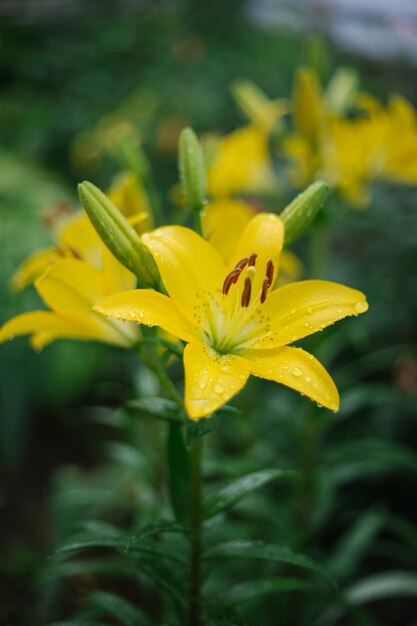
[266,260,274,287]
[241,277,252,307]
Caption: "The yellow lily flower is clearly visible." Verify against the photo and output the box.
[93,213,368,419]
[207,125,275,198]
[0,252,139,350]
[11,172,150,291]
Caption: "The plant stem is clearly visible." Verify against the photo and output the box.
[189,437,203,626]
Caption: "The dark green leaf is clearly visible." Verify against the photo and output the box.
[205,469,296,518]
[126,397,183,423]
[168,422,190,523]
[186,414,219,443]
[224,577,316,605]
[204,540,336,587]
[346,571,417,604]
[326,510,384,582]
[54,522,126,555]
[88,590,151,626]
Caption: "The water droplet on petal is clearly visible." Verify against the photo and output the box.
[353,301,367,314]
[291,367,303,377]
[304,375,311,383]
[214,383,224,394]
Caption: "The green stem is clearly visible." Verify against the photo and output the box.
[189,437,203,626]
[194,209,204,237]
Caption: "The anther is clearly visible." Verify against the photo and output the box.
[241,277,252,307]
[260,278,269,304]
[235,257,249,271]
[266,260,274,287]
[248,253,258,267]
[68,246,83,260]
[54,245,65,257]
[222,269,241,295]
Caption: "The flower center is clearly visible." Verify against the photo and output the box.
[222,253,274,306]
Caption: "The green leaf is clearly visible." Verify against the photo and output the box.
[127,538,187,564]
[168,422,190,524]
[224,578,316,605]
[54,521,126,555]
[326,510,384,582]
[186,413,220,443]
[87,590,151,626]
[346,571,417,604]
[204,541,336,587]
[47,622,108,626]
[126,398,183,423]
[205,469,296,518]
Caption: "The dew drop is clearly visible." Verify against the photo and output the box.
[353,301,367,314]
[291,367,303,377]
[214,384,224,394]
[304,375,311,383]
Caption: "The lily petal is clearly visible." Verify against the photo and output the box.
[11,247,61,291]
[142,226,227,330]
[94,289,201,344]
[36,258,107,314]
[229,213,284,299]
[245,346,339,410]
[251,280,368,349]
[0,310,127,349]
[184,342,250,420]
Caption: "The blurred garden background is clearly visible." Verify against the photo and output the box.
[1,1,417,625]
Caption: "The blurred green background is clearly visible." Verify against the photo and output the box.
[1,1,417,625]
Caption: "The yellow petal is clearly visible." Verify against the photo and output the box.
[107,171,152,231]
[244,346,339,410]
[202,199,255,264]
[94,289,201,344]
[251,280,368,349]
[142,226,226,332]
[0,310,128,349]
[229,212,284,300]
[59,211,102,268]
[275,250,303,286]
[293,67,322,141]
[102,247,137,294]
[11,247,61,291]
[184,342,250,420]
[36,258,107,314]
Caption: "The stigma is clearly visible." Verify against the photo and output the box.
[222,254,274,307]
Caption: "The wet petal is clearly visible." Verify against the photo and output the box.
[0,310,127,349]
[184,342,250,420]
[94,289,201,344]
[143,226,227,331]
[244,346,339,410]
[203,199,255,264]
[251,280,368,349]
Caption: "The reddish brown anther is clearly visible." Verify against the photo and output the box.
[241,277,252,307]
[260,278,269,304]
[222,269,241,295]
[235,257,249,271]
[248,253,258,267]
[54,245,65,257]
[68,246,83,260]
[266,260,274,287]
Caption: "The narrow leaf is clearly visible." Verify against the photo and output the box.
[224,577,316,605]
[126,398,183,423]
[88,590,151,626]
[204,540,336,587]
[205,469,295,518]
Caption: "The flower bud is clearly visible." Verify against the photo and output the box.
[293,67,322,141]
[78,181,159,287]
[280,181,329,245]
[179,127,206,214]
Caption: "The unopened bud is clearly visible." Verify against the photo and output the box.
[293,67,322,141]
[179,127,206,214]
[78,181,159,287]
[280,181,329,245]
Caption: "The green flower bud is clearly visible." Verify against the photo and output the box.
[78,181,159,287]
[179,127,206,214]
[280,181,329,245]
